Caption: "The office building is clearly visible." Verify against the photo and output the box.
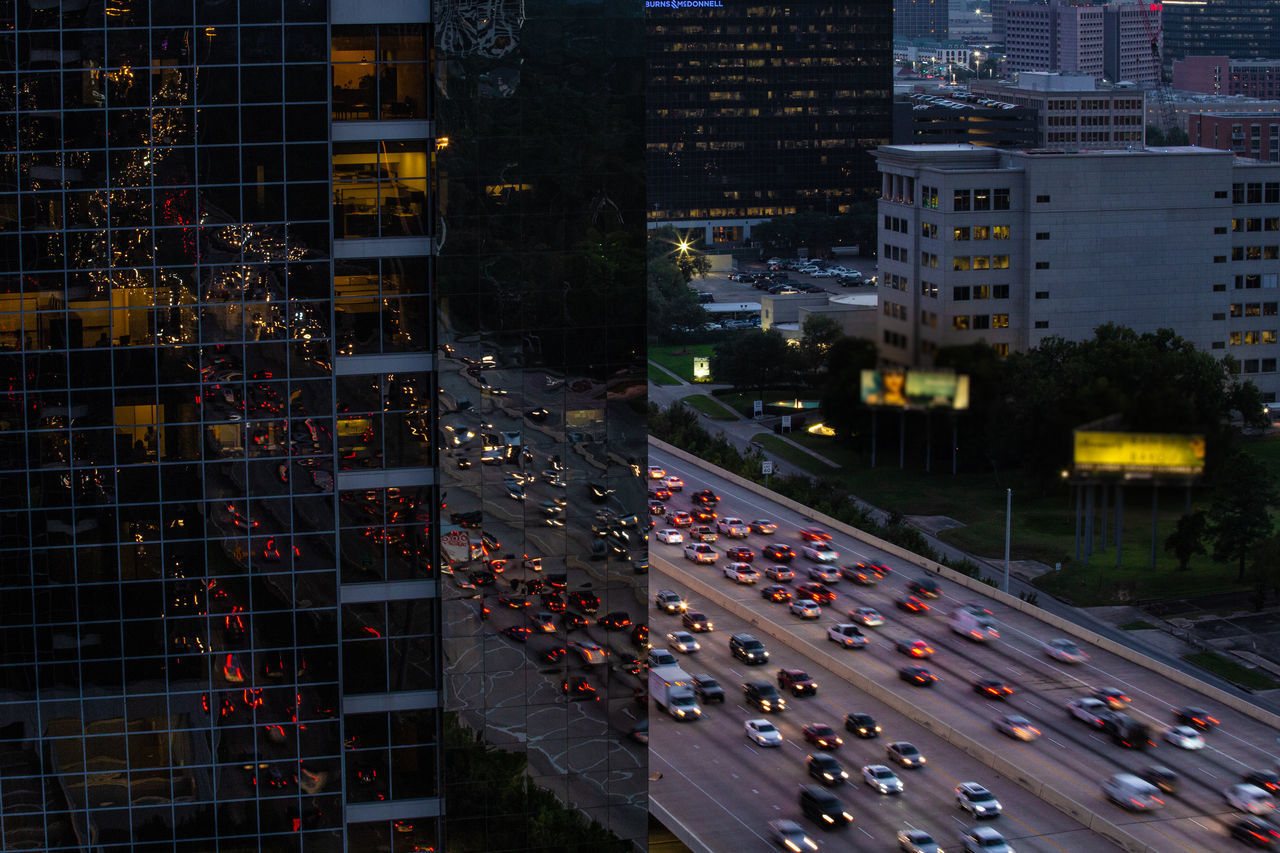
[895,92,1039,148]
[1103,2,1160,87]
[971,73,1146,147]
[1154,92,1280,134]
[1163,0,1280,65]
[1005,0,1104,80]
[1188,112,1280,161]
[873,144,1280,402]
[1174,57,1280,100]
[0,1,646,851]
[897,0,950,40]
[647,0,894,245]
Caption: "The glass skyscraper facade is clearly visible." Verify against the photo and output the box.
[0,0,645,850]
[647,0,893,225]
[1162,0,1280,64]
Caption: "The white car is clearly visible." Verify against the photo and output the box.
[807,565,841,583]
[790,599,822,619]
[1228,783,1277,815]
[898,829,942,853]
[849,606,885,627]
[745,718,783,747]
[684,543,717,564]
[666,631,701,654]
[767,819,818,852]
[862,764,904,794]
[801,542,839,563]
[724,563,760,584]
[1067,697,1114,729]
[716,517,750,538]
[654,528,683,545]
[648,466,666,479]
[662,475,684,491]
[1164,725,1205,750]
[956,782,1003,818]
[827,624,869,648]
[1044,638,1089,663]
[962,826,1013,853]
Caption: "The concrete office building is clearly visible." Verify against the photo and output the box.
[1005,0,1104,79]
[1189,112,1280,161]
[1174,57,1280,100]
[0,1,647,851]
[873,144,1280,403]
[970,73,1146,147]
[1155,93,1280,134]
[647,0,893,245]
[1103,2,1160,87]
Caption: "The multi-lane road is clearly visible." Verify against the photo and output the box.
[649,447,1280,852]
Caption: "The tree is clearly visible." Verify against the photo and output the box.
[709,328,797,395]
[1206,451,1280,581]
[750,212,864,256]
[1164,511,1207,571]
[647,225,707,337]
[1246,533,1280,610]
[817,336,879,437]
[798,314,844,382]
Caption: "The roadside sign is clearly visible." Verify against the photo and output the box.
[762,461,773,475]
[753,400,763,419]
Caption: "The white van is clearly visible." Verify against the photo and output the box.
[950,608,1000,642]
[1227,783,1278,815]
[1103,773,1165,811]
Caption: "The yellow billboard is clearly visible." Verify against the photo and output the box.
[1073,431,1206,476]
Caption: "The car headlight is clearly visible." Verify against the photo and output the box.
[823,772,833,780]
[841,812,853,821]
[822,814,834,823]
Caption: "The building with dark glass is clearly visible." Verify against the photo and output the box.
[0,0,645,851]
[1162,0,1280,65]
[896,0,949,40]
[647,0,893,246]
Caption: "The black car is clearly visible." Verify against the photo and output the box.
[1232,816,1280,848]
[907,578,941,599]
[743,681,786,713]
[568,591,600,613]
[1174,706,1220,731]
[1104,713,1152,750]
[762,543,795,563]
[973,678,1013,700]
[844,712,881,738]
[799,784,852,830]
[1142,765,1179,795]
[729,633,770,665]
[561,612,589,632]
[691,489,720,506]
[899,665,938,687]
[693,673,724,704]
[807,753,849,787]
[597,611,632,630]
[1245,770,1280,794]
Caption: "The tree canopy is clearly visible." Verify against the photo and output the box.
[647,225,707,337]
[709,328,798,395]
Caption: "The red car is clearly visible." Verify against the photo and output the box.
[762,544,796,563]
[799,527,832,543]
[802,723,843,750]
[690,507,718,523]
[794,582,836,605]
[973,679,1013,700]
[724,546,754,562]
[761,585,792,603]
[897,595,931,614]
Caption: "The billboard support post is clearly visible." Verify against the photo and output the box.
[1074,484,1082,560]
[1003,488,1012,593]
[899,410,905,470]
[870,410,877,469]
[1150,483,1159,570]
[1115,484,1124,569]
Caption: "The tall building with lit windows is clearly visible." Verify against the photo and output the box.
[647,1,893,246]
[0,1,645,851]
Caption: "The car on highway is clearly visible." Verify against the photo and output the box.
[666,631,700,654]
[1067,697,1116,729]
[790,599,822,619]
[895,638,934,658]
[799,527,832,542]
[745,718,783,747]
[801,542,839,562]
[569,640,608,665]
[1103,773,1165,811]
[798,784,853,830]
[897,595,931,614]
[682,610,713,632]
[761,584,793,603]
[1229,784,1278,815]
[794,582,835,605]
[1093,686,1130,709]
[647,648,677,668]
[691,525,718,543]
[956,782,1002,819]
[1165,725,1205,750]
[764,565,795,582]
[651,485,673,501]
[683,543,718,564]
[845,713,881,738]
[561,612,589,631]
[530,612,557,633]
[648,466,666,479]
[730,633,770,665]
[690,507,718,524]
[750,519,778,535]
[716,517,749,537]
[648,499,667,516]
[723,563,760,584]
[669,511,692,527]
[691,488,719,506]
[807,564,841,583]
[1174,706,1220,731]
[951,607,1000,642]
[839,563,879,585]
[897,828,942,853]
[654,529,684,545]
[662,475,684,491]
[861,764,903,795]
[743,681,787,713]
[1044,637,1088,663]
[778,668,818,696]
[886,741,925,768]
[973,678,1014,700]
[1245,771,1280,794]
[961,826,1012,853]
[500,626,533,643]
[1230,816,1280,848]
[849,606,885,627]
[907,578,941,599]
[763,543,796,563]
[692,673,724,704]
[654,589,687,613]
[899,665,938,687]
[802,723,843,750]
[1142,766,1179,795]
[766,818,819,851]
[807,752,850,786]
[994,714,1041,741]
[724,545,754,562]
[827,624,868,649]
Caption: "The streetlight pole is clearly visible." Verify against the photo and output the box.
[1003,488,1012,593]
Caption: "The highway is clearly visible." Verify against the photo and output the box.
[649,447,1280,852]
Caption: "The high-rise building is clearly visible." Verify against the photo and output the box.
[647,1,893,245]
[0,1,646,851]
[897,0,950,40]
[970,73,1147,148]
[1163,0,1280,65]
[1103,2,1160,86]
[1004,0,1105,80]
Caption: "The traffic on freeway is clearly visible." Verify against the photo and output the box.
[647,448,1280,852]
